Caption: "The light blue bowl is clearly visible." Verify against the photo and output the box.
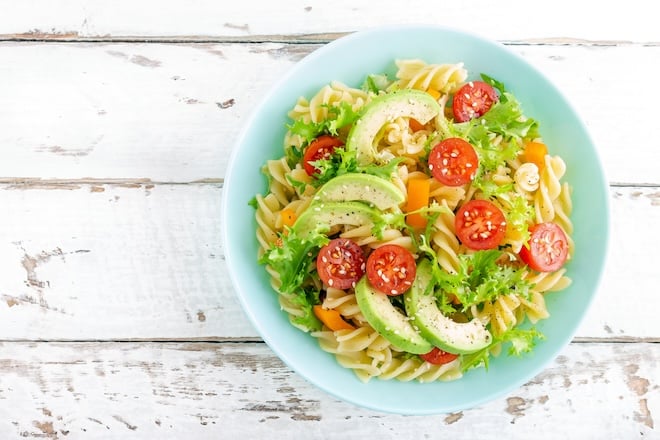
[221,25,609,415]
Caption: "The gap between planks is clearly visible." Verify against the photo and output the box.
[0,178,223,189]
[0,32,658,47]
[0,178,658,190]
[1,338,659,344]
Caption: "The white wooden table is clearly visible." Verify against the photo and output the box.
[1,2,658,438]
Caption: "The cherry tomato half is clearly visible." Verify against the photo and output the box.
[519,222,569,272]
[366,244,417,296]
[452,81,498,122]
[316,238,366,290]
[420,347,459,365]
[428,137,479,187]
[455,199,507,250]
[303,135,344,176]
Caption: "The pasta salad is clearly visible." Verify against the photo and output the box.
[253,59,573,382]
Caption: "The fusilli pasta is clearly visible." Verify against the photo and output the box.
[255,58,574,383]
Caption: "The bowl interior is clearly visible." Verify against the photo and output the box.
[222,25,609,415]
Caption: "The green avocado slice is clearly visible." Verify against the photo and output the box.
[292,201,380,239]
[346,89,441,165]
[404,259,492,354]
[313,173,404,211]
[355,276,433,355]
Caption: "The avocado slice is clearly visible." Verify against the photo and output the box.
[314,173,404,211]
[346,89,441,165]
[292,201,380,239]
[404,259,492,354]
[355,276,433,354]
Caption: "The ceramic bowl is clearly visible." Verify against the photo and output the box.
[222,25,609,414]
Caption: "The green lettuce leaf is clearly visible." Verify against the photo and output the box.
[500,192,536,245]
[433,250,532,312]
[460,326,545,372]
[259,229,328,294]
[311,147,403,187]
[289,285,323,331]
[286,101,360,148]
[258,228,329,332]
[361,73,391,94]
[501,327,545,356]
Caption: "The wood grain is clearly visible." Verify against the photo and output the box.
[0,1,657,43]
[0,341,657,438]
[1,2,659,436]
[0,184,656,341]
[1,42,659,184]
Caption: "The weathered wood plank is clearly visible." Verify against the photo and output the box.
[0,341,657,438]
[0,184,657,341]
[0,182,236,340]
[0,0,658,43]
[0,42,659,184]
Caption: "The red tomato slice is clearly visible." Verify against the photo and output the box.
[519,222,569,272]
[455,199,507,250]
[366,244,416,296]
[452,81,498,122]
[303,135,344,176]
[428,138,479,186]
[420,347,459,365]
[316,238,366,290]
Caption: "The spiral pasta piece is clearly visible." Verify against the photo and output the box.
[535,155,566,222]
[394,59,468,94]
[514,162,541,195]
[289,81,370,123]
[255,193,281,253]
[429,202,461,274]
